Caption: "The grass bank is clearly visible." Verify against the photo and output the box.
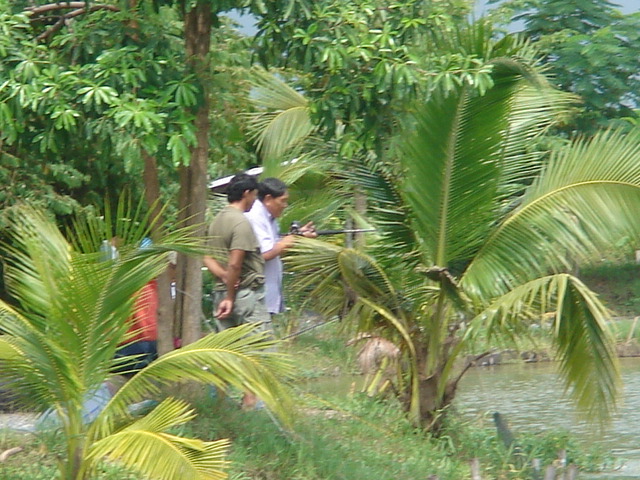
[0,320,612,480]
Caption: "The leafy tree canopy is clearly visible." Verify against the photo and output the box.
[0,1,255,223]
[491,0,640,135]
[250,0,513,155]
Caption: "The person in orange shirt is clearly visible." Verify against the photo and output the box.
[113,238,159,378]
[113,279,158,378]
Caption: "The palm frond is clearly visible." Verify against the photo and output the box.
[400,82,514,266]
[277,151,353,231]
[0,206,130,411]
[245,69,315,164]
[0,202,290,477]
[93,323,294,438]
[468,274,620,423]
[2,207,72,318]
[337,249,400,310]
[286,238,391,320]
[88,398,229,480]
[495,84,579,205]
[464,129,640,299]
[348,163,420,269]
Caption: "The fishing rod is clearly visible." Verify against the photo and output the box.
[289,221,375,236]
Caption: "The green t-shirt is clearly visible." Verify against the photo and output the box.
[207,205,265,290]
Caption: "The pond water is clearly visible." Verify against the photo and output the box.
[306,357,640,478]
[455,357,640,479]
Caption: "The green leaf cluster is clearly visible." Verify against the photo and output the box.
[494,0,640,135]
[0,2,256,218]
[0,202,293,479]
[253,0,502,151]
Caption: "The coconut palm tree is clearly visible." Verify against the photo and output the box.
[0,203,293,480]
[285,71,640,430]
[244,18,640,430]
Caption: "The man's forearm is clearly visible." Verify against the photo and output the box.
[262,235,295,261]
[225,249,245,301]
[203,255,226,279]
[225,263,241,301]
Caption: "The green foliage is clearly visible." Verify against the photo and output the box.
[0,2,256,221]
[0,321,615,480]
[581,262,640,318]
[0,202,293,480]
[252,0,512,154]
[442,415,611,478]
[494,0,640,135]
[285,55,640,429]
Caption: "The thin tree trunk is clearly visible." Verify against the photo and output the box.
[353,189,367,248]
[142,150,175,355]
[175,1,212,347]
[130,0,174,355]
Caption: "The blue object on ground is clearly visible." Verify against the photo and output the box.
[36,382,112,431]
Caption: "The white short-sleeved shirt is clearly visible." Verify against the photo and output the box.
[245,200,283,314]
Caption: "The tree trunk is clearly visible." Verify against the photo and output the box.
[353,189,367,248]
[408,335,461,433]
[142,150,176,355]
[416,374,458,433]
[129,0,174,356]
[175,1,212,347]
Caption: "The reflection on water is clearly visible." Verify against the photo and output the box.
[455,357,640,479]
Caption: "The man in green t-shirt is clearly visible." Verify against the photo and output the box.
[204,173,270,409]
[204,173,268,328]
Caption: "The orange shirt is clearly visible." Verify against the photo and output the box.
[128,280,158,342]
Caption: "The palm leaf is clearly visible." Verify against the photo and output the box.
[468,274,620,423]
[0,202,292,478]
[92,323,294,439]
[245,68,315,165]
[494,84,579,205]
[400,80,518,267]
[88,398,229,480]
[286,237,347,316]
[0,208,128,413]
[348,163,420,269]
[337,249,400,311]
[464,129,640,299]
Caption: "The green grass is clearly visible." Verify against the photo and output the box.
[0,431,139,480]
[581,262,640,318]
[181,322,610,480]
[0,320,611,480]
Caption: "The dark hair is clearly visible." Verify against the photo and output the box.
[227,173,259,202]
[258,177,288,201]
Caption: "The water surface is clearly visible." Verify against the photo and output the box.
[455,357,640,479]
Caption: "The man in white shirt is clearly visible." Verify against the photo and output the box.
[245,178,315,315]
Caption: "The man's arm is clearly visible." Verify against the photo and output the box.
[261,221,316,261]
[203,255,226,282]
[215,249,245,319]
[262,235,296,261]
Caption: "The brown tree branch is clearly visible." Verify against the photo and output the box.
[26,2,118,15]
[33,4,120,41]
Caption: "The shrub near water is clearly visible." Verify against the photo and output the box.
[441,413,612,479]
